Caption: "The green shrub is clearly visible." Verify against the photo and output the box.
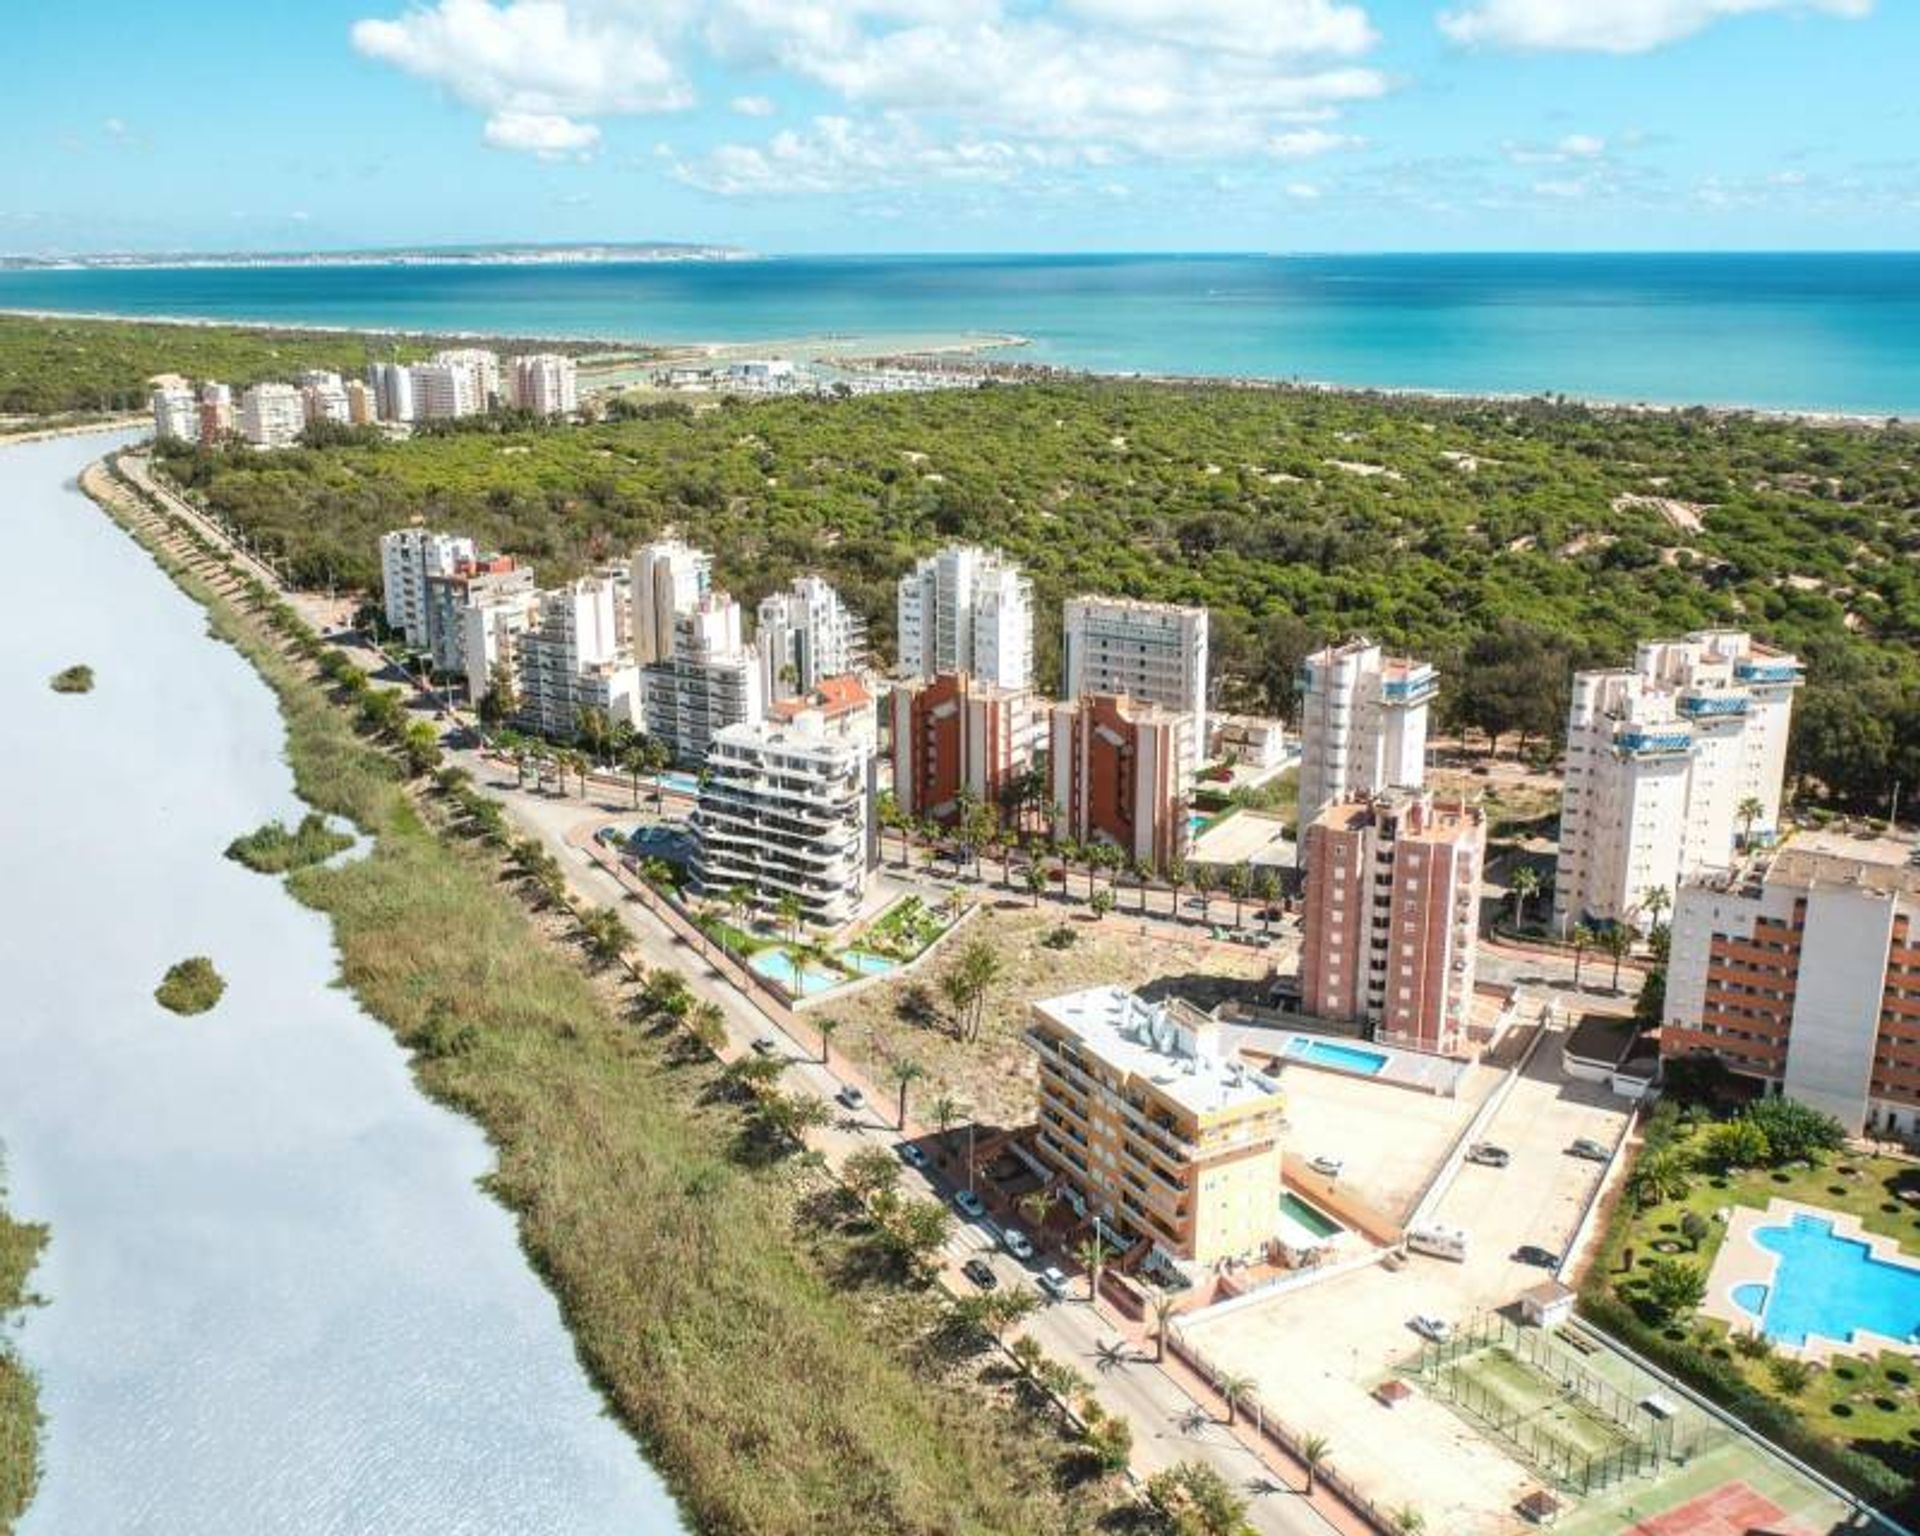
[225,813,355,874]
[154,956,225,1016]
[48,664,93,694]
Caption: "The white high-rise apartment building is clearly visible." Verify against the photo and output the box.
[434,349,501,410]
[237,383,307,448]
[380,527,478,649]
[151,384,198,441]
[300,376,351,427]
[409,362,480,421]
[631,540,712,666]
[896,544,1033,690]
[1554,630,1802,933]
[758,574,866,701]
[1295,638,1436,831]
[692,717,875,929]
[508,353,579,416]
[1062,597,1209,777]
[462,586,541,705]
[516,575,638,740]
[367,362,416,423]
[641,593,764,767]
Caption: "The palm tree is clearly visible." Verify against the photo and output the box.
[1019,1188,1057,1229]
[1572,923,1594,989]
[1508,864,1542,931]
[817,1015,841,1067]
[1738,795,1765,850]
[1641,884,1672,931]
[1151,1292,1179,1363]
[1165,857,1188,922]
[889,1058,925,1130]
[1298,1432,1331,1495]
[685,1000,727,1053]
[1387,1506,1426,1536]
[1216,1371,1255,1427]
[776,891,804,944]
[1602,923,1634,991]
[930,1092,963,1154]
[1626,1146,1690,1210]
[1074,1236,1109,1305]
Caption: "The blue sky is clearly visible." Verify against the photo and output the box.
[3,0,1915,254]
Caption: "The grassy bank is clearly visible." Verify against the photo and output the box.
[87,462,1121,1534]
[0,1175,48,1536]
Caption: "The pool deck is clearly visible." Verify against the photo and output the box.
[1230,1027,1469,1097]
[1703,1197,1920,1363]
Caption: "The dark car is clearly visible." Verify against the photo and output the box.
[962,1258,998,1290]
[1513,1244,1559,1269]
[1567,1137,1611,1162]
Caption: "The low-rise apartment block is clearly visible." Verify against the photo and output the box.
[1026,986,1287,1266]
[888,670,1041,825]
[768,673,879,753]
[1062,597,1209,778]
[1296,638,1436,831]
[1049,693,1194,872]
[1300,789,1486,1057]
[1663,846,1920,1136]
[692,716,876,929]
[1556,630,1802,933]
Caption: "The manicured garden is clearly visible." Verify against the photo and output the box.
[1585,1092,1920,1510]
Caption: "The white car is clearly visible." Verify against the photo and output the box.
[835,1084,866,1112]
[953,1188,986,1219]
[1411,1313,1453,1343]
[897,1141,928,1169]
[1309,1154,1345,1179]
[1036,1265,1072,1301]
[1001,1227,1035,1261]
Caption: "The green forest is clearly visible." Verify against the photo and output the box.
[152,375,1920,812]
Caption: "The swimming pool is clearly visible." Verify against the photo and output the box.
[654,770,701,798]
[748,948,841,998]
[1282,1037,1390,1077]
[1278,1191,1344,1243]
[839,948,897,978]
[1734,1212,1920,1348]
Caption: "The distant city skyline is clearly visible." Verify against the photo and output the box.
[4,0,1915,255]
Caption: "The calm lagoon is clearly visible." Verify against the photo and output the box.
[0,431,683,1534]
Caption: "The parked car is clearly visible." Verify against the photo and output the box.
[1514,1244,1559,1268]
[1001,1227,1035,1261]
[962,1258,998,1290]
[953,1189,987,1219]
[1309,1154,1345,1178]
[897,1141,928,1169]
[750,1036,779,1057]
[1411,1313,1453,1343]
[1466,1143,1511,1168]
[836,1084,866,1112]
[1568,1137,1611,1162]
[1036,1265,1072,1301]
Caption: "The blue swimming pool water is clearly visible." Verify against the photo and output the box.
[1278,1192,1344,1242]
[1745,1213,1920,1348]
[1731,1282,1770,1318]
[655,771,701,798]
[839,949,897,978]
[1283,1038,1390,1077]
[747,948,840,998]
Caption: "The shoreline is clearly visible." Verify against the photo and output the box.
[0,1170,48,1536]
[4,304,1908,426]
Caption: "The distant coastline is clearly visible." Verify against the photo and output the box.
[0,242,748,272]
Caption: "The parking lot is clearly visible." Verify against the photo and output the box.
[1181,1034,1636,1533]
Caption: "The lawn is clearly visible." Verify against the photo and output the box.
[1592,1112,1920,1504]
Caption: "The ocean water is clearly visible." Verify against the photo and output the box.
[3,252,1919,415]
[0,431,684,1535]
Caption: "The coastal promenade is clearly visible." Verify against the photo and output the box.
[92,445,1371,1536]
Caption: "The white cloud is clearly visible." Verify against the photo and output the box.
[1059,0,1374,58]
[1558,132,1605,158]
[1286,181,1322,198]
[1505,130,1606,164]
[730,93,776,115]
[1439,0,1873,54]
[483,109,604,155]
[672,113,1044,195]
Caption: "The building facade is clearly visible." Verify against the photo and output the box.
[1049,693,1194,872]
[1296,639,1436,833]
[691,718,876,929]
[630,539,712,667]
[151,384,198,442]
[887,671,1040,826]
[197,382,234,445]
[1062,597,1209,777]
[639,593,764,767]
[1300,789,1486,1057]
[1026,986,1287,1266]
[1663,848,1920,1136]
[460,585,542,706]
[409,362,480,421]
[515,575,637,739]
[896,544,1034,690]
[1555,631,1802,933]
[366,362,416,424]
[758,574,866,702]
[508,353,579,416]
[237,382,306,448]
[434,348,501,411]
[424,557,533,677]
[379,527,479,650]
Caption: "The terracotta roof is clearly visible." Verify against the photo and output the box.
[771,672,872,720]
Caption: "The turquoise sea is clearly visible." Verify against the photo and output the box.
[3,252,1918,415]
